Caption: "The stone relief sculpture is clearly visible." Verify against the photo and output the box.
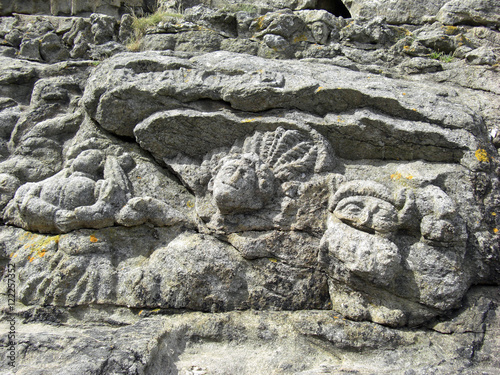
[4,149,127,233]
[320,180,469,326]
[166,126,336,232]
[3,146,186,233]
[210,152,275,214]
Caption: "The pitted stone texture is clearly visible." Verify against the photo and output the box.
[82,51,489,164]
[2,225,328,311]
[0,0,143,17]
[436,0,500,27]
[0,294,498,375]
[343,0,449,25]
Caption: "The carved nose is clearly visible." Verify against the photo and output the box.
[357,210,371,226]
[229,168,242,184]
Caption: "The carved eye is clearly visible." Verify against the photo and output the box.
[338,202,363,216]
[334,198,365,220]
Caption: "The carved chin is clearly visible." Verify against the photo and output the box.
[323,221,402,287]
[213,189,264,214]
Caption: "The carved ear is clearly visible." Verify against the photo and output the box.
[395,188,416,227]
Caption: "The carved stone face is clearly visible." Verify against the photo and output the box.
[212,153,274,214]
[333,195,399,234]
[321,180,469,323]
[71,149,104,176]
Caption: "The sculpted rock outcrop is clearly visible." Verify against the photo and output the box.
[0,1,499,373]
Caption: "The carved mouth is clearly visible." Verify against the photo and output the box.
[340,219,376,234]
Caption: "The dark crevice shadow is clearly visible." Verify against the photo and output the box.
[316,0,352,18]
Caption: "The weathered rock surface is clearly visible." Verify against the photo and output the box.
[0,0,144,18]
[0,0,499,373]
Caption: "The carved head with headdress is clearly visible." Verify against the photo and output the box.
[207,126,334,214]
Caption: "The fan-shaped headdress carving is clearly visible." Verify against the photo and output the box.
[233,126,333,181]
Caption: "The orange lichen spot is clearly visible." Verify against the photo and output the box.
[268,258,278,263]
[412,108,417,111]
[406,175,413,180]
[28,256,35,263]
[334,316,339,319]
[315,86,324,93]
[138,310,144,316]
[136,176,142,180]
[256,15,267,30]
[494,228,499,234]
[475,149,489,162]
[442,25,458,35]
[90,235,98,243]
[39,251,46,258]
[402,93,406,95]
[186,200,195,208]
[403,45,409,50]
[293,34,308,43]
[391,172,402,180]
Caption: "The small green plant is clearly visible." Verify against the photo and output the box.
[429,51,454,63]
[126,5,184,51]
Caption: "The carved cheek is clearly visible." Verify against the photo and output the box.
[369,203,398,233]
[421,216,456,242]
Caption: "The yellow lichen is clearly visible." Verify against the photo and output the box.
[315,86,324,93]
[391,172,402,180]
[256,15,267,30]
[475,149,489,162]
[293,34,308,43]
[442,25,458,35]
[494,228,499,234]
[186,200,195,208]
[23,235,60,262]
[268,258,278,263]
[90,235,99,243]
[241,118,257,123]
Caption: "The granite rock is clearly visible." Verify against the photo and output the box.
[0,1,499,373]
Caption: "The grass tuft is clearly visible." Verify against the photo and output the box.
[429,51,454,63]
[126,7,183,51]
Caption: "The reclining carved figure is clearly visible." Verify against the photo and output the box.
[4,149,131,233]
